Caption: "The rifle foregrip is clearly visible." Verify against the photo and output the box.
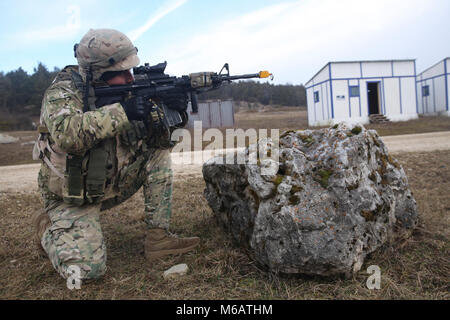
[136,96,145,117]
[190,92,199,114]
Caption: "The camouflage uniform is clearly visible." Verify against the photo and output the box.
[34,31,175,280]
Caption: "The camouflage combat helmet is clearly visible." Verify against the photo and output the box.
[74,28,140,81]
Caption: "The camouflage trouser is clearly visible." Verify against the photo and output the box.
[41,201,106,280]
[40,149,173,280]
[143,148,172,230]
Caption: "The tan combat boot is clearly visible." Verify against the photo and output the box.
[144,228,200,262]
[32,209,51,256]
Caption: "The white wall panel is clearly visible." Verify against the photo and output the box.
[314,65,330,84]
[312,83,331,122]
[331,62,361,79]
[331,80,350,119]
[350,94,360,118]
[384,78,401,116]
[320,83,327,121]
[362,62,391,78]
[306,64,329,87]
[401,78,418,116]
[324,81,331,120]
[417,73,446,115]
[393,61,415,76]
[306,88,315,126]
[434,77,447,112]
[421,61,444,79]
[314,87,323,121]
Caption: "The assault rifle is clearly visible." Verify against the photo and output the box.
[94,62,273,130]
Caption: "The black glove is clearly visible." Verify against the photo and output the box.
[121,96,145,121]
[162,92,188,112]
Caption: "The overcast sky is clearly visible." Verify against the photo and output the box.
[1,0,449,84]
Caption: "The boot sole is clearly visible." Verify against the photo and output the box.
[145,241,200,262]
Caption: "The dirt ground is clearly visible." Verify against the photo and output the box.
[1,131,449,195]
[1,111,449,167]
[0,150,448,299]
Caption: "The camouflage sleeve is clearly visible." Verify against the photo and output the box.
[42,83,130,154]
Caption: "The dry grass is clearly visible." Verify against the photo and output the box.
[0,131,38,166]
[234,108,308,131]
[366,116,450,136]
[0,151,449,300]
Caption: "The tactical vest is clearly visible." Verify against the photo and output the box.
[34,66,149,206]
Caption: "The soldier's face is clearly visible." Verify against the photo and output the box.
[106,70,134,85]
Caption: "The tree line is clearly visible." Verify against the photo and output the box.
[197,80,306,107]
[0,63,306,130]
[0,63,60,130]
[0,63,60,115]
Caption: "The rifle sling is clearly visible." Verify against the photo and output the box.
[71,69,96,112]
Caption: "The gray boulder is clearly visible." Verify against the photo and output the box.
[202,123,418,277]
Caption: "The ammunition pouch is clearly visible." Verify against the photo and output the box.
[62,143,108,205]
[85,144,108,203]
[63,154,85,205]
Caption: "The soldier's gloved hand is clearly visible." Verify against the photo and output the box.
[162,92,188,111]
[121,96,144,121]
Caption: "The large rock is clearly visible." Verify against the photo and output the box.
[202,123,418,277]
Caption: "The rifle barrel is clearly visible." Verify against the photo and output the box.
[225,73,260,81]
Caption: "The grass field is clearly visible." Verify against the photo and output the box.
[0,150,448,299]
[234,108,450,136]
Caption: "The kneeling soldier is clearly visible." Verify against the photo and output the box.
[32,28,199,281]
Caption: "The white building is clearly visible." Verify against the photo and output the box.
[305,60,419,126]
[416,58,450,116]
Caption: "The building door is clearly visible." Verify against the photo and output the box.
[367,82,381,115]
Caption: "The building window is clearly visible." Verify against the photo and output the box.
[422,85,430,97]
[314,91,320,103]
[349,86,360,97]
